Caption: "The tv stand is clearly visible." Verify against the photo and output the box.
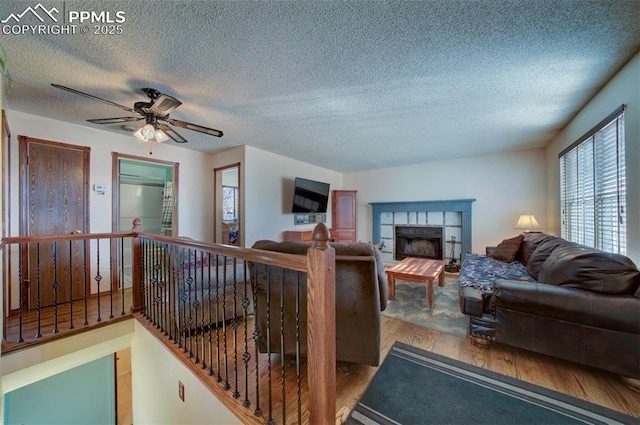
[283,230,314,242]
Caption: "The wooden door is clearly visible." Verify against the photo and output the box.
[331,190,357,243]
[20,136,90,308]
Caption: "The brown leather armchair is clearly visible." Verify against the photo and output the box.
[249,240,388,367]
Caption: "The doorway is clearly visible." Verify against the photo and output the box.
[214,164,241,246]
[19,136,90,309]
[112,153,178,286]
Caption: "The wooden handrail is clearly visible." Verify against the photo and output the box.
[137,234,308,272]
[3,232,135,244]
[3,218,338,423]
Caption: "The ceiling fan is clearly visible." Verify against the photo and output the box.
[51,84,223,143]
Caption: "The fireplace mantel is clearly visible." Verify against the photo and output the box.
[370,199,476,262]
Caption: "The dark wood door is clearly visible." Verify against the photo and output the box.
[20,136,90,308]
[331,190,357,243]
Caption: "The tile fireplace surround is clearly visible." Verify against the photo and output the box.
[370,199,475,265]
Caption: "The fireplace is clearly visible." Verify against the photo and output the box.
[370,199,475,265]
[395,225,443,261]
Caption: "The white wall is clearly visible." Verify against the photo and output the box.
[120,183,164,234]
[243,146,343,247]
[1,318,239,424]
[545,52,640,265]
[131,321,240,425]
[1,320,133,393]
[5,110,215,241]
[344,148,547,254]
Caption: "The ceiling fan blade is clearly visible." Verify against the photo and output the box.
[165,118,224,138]
[87,117,143,124]
[157,123,188,143]
[51,84,137,113]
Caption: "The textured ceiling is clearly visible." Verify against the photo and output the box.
[2,0,639,172]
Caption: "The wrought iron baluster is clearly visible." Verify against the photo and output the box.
[170,245,178,344]
[199,250,207,369]
[120,237,126,316]
[214,254,221,382]
[17,247,24,343]
[241,260,251,408]
[280,268,286,425]
[68,240,74,329]
[266,264,273,424]
[95,238,102,323]
[148,241,154,324]
[140,239,147,318]
[252,261,262,417]
[109,238,114,320]
[177,247,185,350]
[157,243,162,329]
[152,241,161,328]
[52,241,59,333]
[193,250,202,365]
[83,239,89,326]
[142,240,152,321]
[207,252,214,376]
[186,248,194,358]
[162,243,169,336]
[221,257,230,391]
[296,271,302,424]
[232,257,240,399]
[35,242,41,338]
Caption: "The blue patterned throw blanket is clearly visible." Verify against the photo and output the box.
[456,254,536,293]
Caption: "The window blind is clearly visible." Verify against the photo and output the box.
[559,105,626,254]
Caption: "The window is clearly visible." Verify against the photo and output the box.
[559,105,626,254]
[222,185,238,221]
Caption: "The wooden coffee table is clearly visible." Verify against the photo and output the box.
[385,257,445,309]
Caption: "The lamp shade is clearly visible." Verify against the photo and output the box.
[514,214,542,232]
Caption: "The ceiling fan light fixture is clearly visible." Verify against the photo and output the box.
[134,122,170,143]
[134,123,156,141]
[133,126,147,141]
[154,129,169,143]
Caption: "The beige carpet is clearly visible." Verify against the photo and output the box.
[381,277,468,338]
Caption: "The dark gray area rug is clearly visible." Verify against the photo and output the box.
[347,341,636,425]
[381,278,468,338]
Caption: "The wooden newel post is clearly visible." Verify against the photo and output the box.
[131,218,143,313]
[307,223,336,425]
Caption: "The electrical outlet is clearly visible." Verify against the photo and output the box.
[178,381,185,401]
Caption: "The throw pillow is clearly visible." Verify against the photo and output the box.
[526,237,565,279]
[488,234,524,263]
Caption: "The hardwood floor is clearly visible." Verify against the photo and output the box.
[2,288,133,354]
[337,316,640,422]
[5,293,637,423]
[117,370,133,425]
[138,313,639,424]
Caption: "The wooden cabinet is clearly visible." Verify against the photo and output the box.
[283,230,314,242]
[331,190,357,243]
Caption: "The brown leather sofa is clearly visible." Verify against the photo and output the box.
[174,255,252,333]
[249,240,388,366]
[458,232,640,383]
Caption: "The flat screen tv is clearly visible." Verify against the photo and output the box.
[291,177,330,213]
